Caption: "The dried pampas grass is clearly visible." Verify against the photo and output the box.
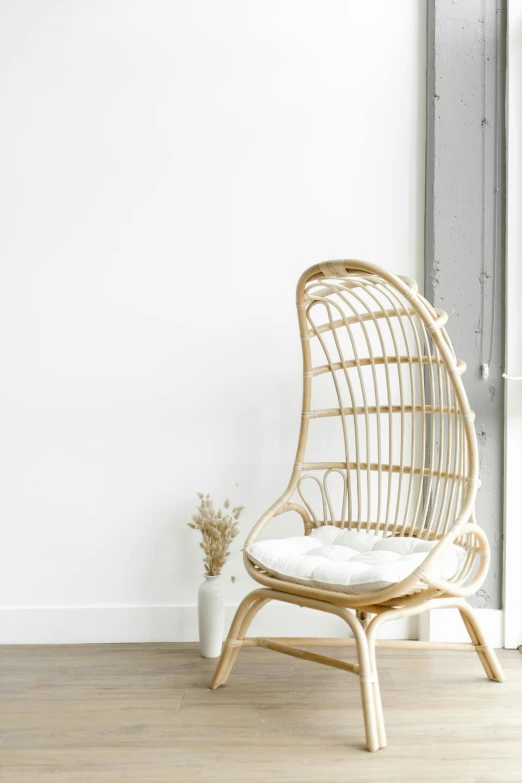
[188,493,245,576]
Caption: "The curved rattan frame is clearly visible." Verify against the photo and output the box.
[210,260,504,752]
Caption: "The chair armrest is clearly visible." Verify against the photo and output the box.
[413,523,490,597]
[244,498,313,547]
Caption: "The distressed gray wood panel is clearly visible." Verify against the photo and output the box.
[425,0,505,608]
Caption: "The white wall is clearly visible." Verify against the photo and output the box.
[0,0,426,642]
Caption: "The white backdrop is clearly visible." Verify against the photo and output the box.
[0,0,426,642]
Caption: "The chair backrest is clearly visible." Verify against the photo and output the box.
[291,261,479,540]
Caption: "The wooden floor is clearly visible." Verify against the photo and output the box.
[0,643,521,782]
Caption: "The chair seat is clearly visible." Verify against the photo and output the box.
[246,525,466,595]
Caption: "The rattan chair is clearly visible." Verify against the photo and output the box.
[210,260,504,752]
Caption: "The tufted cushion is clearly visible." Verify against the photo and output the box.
[246,526,466,595]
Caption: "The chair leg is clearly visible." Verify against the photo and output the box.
[348,614,384,752]
[208,592,505,752]
[209,590,272,689]
[219,596,272,685]
[364,618,387,751]
[365,635,387,749]
[458,602,505,683]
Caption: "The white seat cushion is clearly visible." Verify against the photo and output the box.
[246,526,466,595]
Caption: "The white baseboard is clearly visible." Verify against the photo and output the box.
[0,603,416,645]
[0,604,503,646]
[419,608,504,648]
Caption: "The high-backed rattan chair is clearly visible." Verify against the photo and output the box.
[210,260,504,752]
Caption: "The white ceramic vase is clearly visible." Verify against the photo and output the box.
[197,574,225,658]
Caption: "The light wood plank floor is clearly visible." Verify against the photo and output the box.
[1,643,521,782]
